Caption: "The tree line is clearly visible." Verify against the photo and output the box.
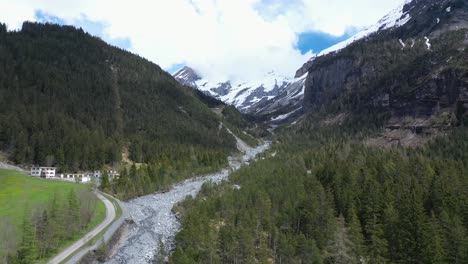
[170,125,468,263]
[0,189,101,263]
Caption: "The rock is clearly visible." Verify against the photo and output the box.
[301,0,468,120]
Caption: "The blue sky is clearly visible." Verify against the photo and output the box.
[296,31,356,55]
[36,9,355,75]
[1,0,402,81]
[168,31,355,74]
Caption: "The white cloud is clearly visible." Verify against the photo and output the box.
[0,0,404,81]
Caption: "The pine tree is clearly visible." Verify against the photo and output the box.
[325,215,356,264]
[383,202,399,261]
[297,234,322,264]
[100,170,110,191]
[67,190,81,236]
[348,207,366,261]
[422,212,446,264]
[17,208,38,263]
[170,247,192,264]
[49,192,65,248]
[365,214,388,263]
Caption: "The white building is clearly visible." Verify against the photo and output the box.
[77,175,91,183]
[30,167,56,178]
[93,170,120,180]
[58,173,91,183]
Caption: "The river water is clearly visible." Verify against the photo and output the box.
[105,142,270,264]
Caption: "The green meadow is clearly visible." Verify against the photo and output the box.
[0,169,108,262]
[0,169,90,223]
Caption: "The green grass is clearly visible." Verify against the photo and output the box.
[0,169,90,224]
[0,169,107,262]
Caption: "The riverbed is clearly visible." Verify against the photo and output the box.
[104,142,270,264]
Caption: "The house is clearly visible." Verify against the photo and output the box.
[37,168,119,184]
[30,167,56,178]
[77,175,91,183]
[58,173,92,183]
[93,170,120,180]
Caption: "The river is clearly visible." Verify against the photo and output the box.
[104,141,270,263]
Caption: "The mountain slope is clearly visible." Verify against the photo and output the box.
[298,0,468,129]
[174,66,307,119]
[0,22,238,170]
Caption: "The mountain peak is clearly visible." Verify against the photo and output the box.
[296,0,467,77]
[173,66,201,87]
[173,66,307,120]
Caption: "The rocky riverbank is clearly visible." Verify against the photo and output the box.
[104,142,270,264]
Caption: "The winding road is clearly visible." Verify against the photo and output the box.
[48,192,116,264]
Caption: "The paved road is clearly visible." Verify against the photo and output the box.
[48,192,116,264]
[0,161,26,172]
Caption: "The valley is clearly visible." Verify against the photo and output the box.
[0,0,467,263]
[103,140,269,263]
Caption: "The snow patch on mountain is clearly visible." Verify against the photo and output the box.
[316,1,412,57]
[174,66,307,115]
[424,37,432,50]
[270,108,301,122]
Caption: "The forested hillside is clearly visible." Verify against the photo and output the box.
[171,117,468,263]
[0,22,239,171]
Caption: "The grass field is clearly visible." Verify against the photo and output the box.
[0,168,106,237]
[0,169,86,223]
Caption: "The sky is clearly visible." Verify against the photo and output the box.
[0,0,404,82]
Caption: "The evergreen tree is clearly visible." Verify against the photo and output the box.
[100,170,110,192]
[325,215,356,264]
[17,207,38,263]
[365,214,388,263]
[66,190,81,235]
[348,207,366,261]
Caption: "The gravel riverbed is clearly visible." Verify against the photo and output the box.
[104,142,270,264]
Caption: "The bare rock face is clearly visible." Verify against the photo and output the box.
[173,67,308,122]
[300,0,468,122]
[173,66,201,88]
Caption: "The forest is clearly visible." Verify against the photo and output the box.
[0,22,241,172]
[171,117,468,263]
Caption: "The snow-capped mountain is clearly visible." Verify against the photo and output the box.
[175,0,467,126]
[298,0,468,123]
[174,66,307,115]
[172,66,201,87]
[296,0,414,77]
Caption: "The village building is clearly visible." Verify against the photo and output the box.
[58,173,92,183]
[30,167,56,178]
[93,170,120,180]
[30,166,119,184]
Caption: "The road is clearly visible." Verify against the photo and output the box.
[0,161,26,172]
[48,192,116,264]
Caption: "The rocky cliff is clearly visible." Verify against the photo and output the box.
[300,0,468,126]
[174,66,307,121]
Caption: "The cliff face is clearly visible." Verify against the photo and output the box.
[301,0,468,124]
